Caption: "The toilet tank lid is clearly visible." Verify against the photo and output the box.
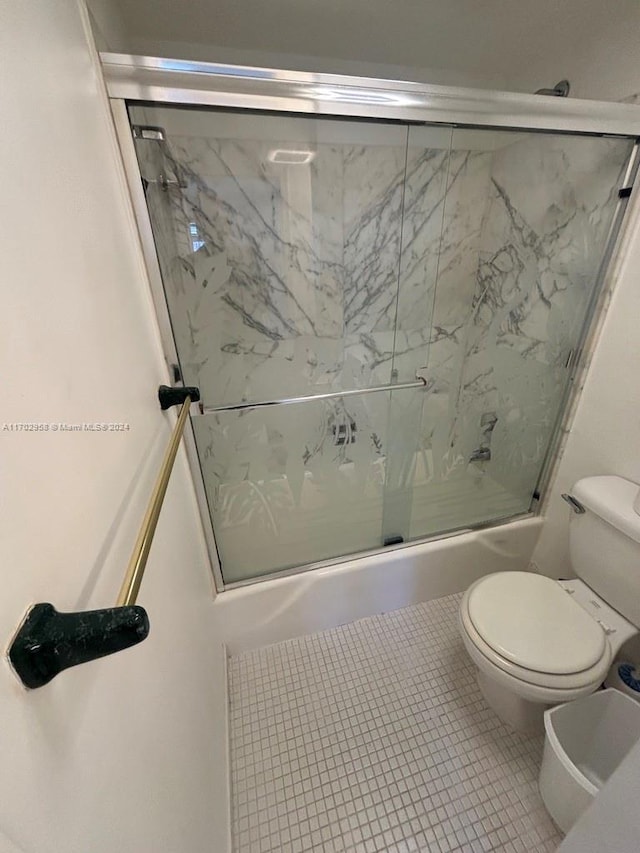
[573,476,640,544]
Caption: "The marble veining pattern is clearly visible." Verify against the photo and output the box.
[432,133,629,506]
[131,105,632,581]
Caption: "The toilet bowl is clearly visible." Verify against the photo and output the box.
[458,475,640,732]
[459,572,635,730]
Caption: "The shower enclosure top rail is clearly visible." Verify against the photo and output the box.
[101,52,640,137]
[198,376,428,415]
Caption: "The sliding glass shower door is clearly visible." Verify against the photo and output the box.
[386,127,633,542]
[129,103,633,584]
[130,107,451,580]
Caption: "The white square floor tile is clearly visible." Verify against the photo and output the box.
[228,593,561,852]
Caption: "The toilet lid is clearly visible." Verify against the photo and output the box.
[467,573,607,675]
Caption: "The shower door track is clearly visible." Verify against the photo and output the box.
[220,512,535,590]
[106,55,640,593]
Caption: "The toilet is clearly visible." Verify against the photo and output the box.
[459,475,640,732]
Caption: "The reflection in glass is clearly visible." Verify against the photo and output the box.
[130,104,633,582]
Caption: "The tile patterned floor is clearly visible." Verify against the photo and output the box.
[228,593,562,853]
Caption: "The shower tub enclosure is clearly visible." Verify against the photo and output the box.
[105,57,640,590]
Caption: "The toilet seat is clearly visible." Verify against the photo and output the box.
[459,573,612,699]
[468,572,606,674]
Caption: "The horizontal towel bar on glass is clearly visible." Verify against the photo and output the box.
[198,376,428,414]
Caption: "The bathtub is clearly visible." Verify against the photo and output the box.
[212,515,543,653]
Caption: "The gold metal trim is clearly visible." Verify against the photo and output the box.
[116,397,191,606]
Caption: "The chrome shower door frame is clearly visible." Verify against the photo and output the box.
[102,53,640,136]
[110,99,226,593]
[106,55,640,592]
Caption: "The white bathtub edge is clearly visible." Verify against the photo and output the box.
[214,516,544,653]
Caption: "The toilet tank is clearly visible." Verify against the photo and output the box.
[570,476,640,627]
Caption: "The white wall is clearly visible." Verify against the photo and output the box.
[86,0,127,50]
[509,8,640,102]
[532,185,640,579]
[104,0,640,101]
[0,2,227,851]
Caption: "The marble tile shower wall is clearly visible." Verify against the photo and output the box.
[132,108,631,580]
[424,133,630,517]
[157,128,445,396]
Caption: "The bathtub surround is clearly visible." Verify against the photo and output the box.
[131,104,630,583]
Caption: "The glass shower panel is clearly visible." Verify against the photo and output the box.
[193,394,391,581]
[381,126,452,543]
[129,99,634,582]
[130,106,410,397]
[129,105,430,580]
[403,128,634,539]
